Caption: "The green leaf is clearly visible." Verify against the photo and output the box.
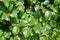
[56,35,60,40]
[11,0,17,2]
[26,9,32,13]
[4,32,11,38]
[9,26,13,31]
[10,37,14,40]
[12,26,19,35]
[33,23,42,34]
[52,31,57,38]
[16,1,24,6]
[0,36,6,40]
[34,5,40,11]
[2,12,10,21]
[22,27,32,37]
[43,0,49,5]
[39,17,44,22]
[20,19,28,26]
[44,24,51,30]
[8,3,13,11]
[45,11,52,20]
[54,0,60,5]
[30,0,37,3]
[0,37,2,40]
[33,26,40,34]
[0,10,2,15]
[2,0,10,7]
[18,5,25,13]
[49,20,56,27]
[40,37,48,40]
[0,30,3,36]
[10,9,19,18]
[14,35,20,40]
[50,6,57,12]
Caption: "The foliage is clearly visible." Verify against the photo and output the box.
[0,0,60,40]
